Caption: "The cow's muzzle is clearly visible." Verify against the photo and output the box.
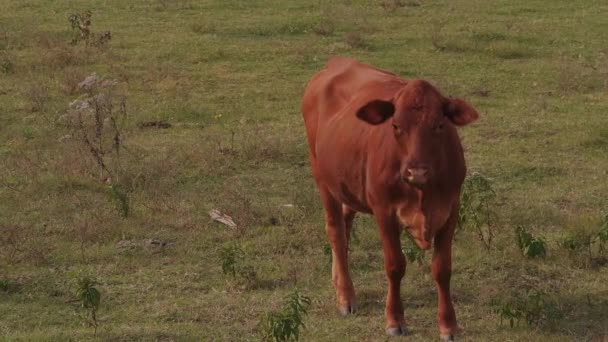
[402,166,430,186]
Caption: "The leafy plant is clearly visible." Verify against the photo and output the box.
[1,57,13,74]
[0,279,9,292]
[260,290,311,342]
[220,243,245,278]
[515,226,547,258]
[322,242,332,266]
[218,242,258,288]
[492,289,562,328]
[68,10,111,47]
[109,184,129,218]
[69,10,92,45]
[402,234,425,265]
[458,173,497,249]
[75,276,101,335]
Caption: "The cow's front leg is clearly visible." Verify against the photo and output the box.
[375,211,408,336]
[319,187,356,315]
[432,208,459,341]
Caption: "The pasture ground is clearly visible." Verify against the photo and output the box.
[1,0,607,341]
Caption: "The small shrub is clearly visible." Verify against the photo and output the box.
[260,290,311,342]
[559,215,608,266]
[68,10,111,47]
[25,83,49,113]
[402,234,424,265]
[109,183,129,218]
[1,57,14,74]
[313,17,335,36]
[0,279,9,292]
[458,173,497,249]
[0,225,23,263]
[381,0,420,12]
[219,243,259,288]
[69,10,92,45]
[492,290,562,328]
[191,22,216,35]
[75,276,101,336]
[515,226,547,259]
[322,242,332,265]
[220,243,245,278]
[431,20,447,51]
[66,73,132,216]
[344,32,366,49]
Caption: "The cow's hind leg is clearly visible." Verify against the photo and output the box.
[319,187,356,315]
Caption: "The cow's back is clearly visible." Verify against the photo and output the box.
[301,57,403,159]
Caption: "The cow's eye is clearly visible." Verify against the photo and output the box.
[392,123,403,135]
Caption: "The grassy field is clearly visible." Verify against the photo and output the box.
[1,0,608,341]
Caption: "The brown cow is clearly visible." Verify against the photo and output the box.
[301,57,479,341]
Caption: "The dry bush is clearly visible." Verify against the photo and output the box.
[313,9,336,37]
[65,73,128,181]
[313,18,335,36]
[381,0,421,12]
[69,10,112,48]
[191,22,216,35]
[344,31,367,49]
[1,51,14,74]
[62,68,89,95]
[0,225,24,264]
[62,73,136,217]
[0,225,50,266]
[24,83,49,113]
[41,45,88,70]
[431,19,448,51]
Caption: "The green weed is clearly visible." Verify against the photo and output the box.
[109,184,129,218]
[492,290,562,328]
[402,234,425,265]
[0,279,9,292]
[559,213,608,266]
[220,243,245,278]
[322,242,332,266]
[260,290,311,342]
[219,243,258,287]
[1,57,13,74]
[68,10,111,47]
[515,226,547,259]
[458,173,497,249]
[75,276,101,336]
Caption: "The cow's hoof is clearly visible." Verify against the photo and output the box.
[338,303,356,316]
[440,334,455,342]
[386,326,410,336]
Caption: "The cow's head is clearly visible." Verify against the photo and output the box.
[356,80,478,186]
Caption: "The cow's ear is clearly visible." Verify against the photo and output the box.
[444,98,479,126]
[356,100,395,125]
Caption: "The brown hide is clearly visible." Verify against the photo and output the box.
[302,57,477,249]
[301,57,479,337]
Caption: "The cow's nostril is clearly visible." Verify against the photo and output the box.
[405,168,429,185]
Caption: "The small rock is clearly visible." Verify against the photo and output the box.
[209,209,237,228]
[78,73,100,91]
[58,134,72,142]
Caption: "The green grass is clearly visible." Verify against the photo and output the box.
[1,0,608,341]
